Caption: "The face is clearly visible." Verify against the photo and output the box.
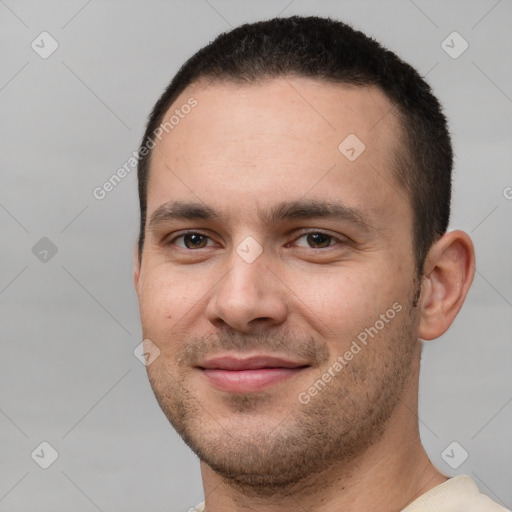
[135,77,422,491]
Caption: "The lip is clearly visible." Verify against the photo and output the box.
[197,355,310,393]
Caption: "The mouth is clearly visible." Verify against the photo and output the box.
[196,355,311,393]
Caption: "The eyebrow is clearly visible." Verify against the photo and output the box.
[148,199,374,232]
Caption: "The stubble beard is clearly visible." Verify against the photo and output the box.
[146,292,420,497]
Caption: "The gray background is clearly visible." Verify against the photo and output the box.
[1,0,511,511]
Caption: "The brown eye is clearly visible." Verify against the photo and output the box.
[183,234,208,249]
[306,232,332,248]
[293,231,339,249]
[171,232,214,249]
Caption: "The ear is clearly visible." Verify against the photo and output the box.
[133,242,141,293]
[418,230,475,340]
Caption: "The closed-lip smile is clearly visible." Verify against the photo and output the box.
[196,354,310,393]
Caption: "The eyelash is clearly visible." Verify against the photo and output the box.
[167,229,345,250]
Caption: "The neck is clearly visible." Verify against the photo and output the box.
[199,359,447,512]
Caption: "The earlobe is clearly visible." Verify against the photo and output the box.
[418,230,475,341]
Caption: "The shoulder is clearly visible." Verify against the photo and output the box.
[402,475,510,512]
[464,493,511,512]
[187,502,205,512]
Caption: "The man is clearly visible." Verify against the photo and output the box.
[133,16,509,512]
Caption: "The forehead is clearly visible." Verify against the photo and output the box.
[160,76,399,155]
[146,77,409,233]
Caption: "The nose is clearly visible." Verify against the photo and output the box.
[205,248,288,333]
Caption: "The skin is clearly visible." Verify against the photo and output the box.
[134,77,475,512]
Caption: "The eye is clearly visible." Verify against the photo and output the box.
[166,230,344,251]
[292,231,342,249]
[170,232,216,249]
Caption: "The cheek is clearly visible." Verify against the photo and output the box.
[287,264,401,340]
[138,269,196,335]
[283,272,345,334]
